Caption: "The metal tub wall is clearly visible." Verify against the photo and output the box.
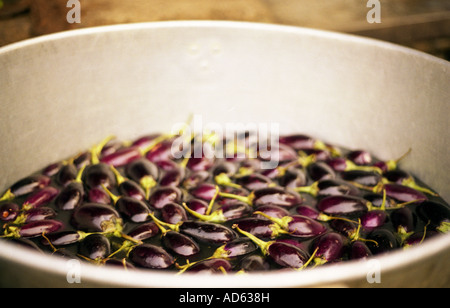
[0,21,449,287]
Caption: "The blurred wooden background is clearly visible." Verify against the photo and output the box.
[1,0,449,60]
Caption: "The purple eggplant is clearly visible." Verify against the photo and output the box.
[253,211,327,239]
[317,195,370,218]
[1,175,51,201]
[71,203,121,233]
[360,210,388,231]
[4,219,63,239]
[219,186,302,208]
[416,201,450,233]
[233,224,313,269]
[129,244,174,269]
[366,229,400,255]
[78,234,111,261]
[0,203,19,222]
[149,186,182,209]
[312,232,346,265]
[349,241,372,260]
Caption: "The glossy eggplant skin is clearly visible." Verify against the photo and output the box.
[126,158,159,184]
[221,238,258,258]
[149,186,182,209]
[179,221,236,245]
[391,207,416,234]
[316,195,369,218]
[22,187,60,209]
[41,231,83,247]
[315,179,360,197]
[366,229,400,255]
[1,127,449,277]
[252,187,302,208]
[116,197,150,223]
[360,210,388,230]
[118,180,146,201]
[312,232,346,263]
[383,183,427,203]
[55,182,84,210]
[71,203,121,233]
[307,162,335,182]
[161,202,187,225]
[9,175,52,198]
[82,163,116,190]
[184,258,233,273]
[100,146,141,168]
[18,220,63,238]
[78,234,111,261]
[162,231,200,257]
[284,215,327,238]
[0,203,19,222]
[129,244,174,269]
[127,222,159,242]
[350,241,372,260]
[234,218,281,239]
[267,242,310,269]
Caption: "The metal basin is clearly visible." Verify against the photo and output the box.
[0,21,448,287]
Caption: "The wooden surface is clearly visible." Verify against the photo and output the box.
[0,0,449,59]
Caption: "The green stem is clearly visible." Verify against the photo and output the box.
[294,182,319,197]
[41,231,92,253]
[140,176,157,200]
[176,259,200,275]
[313,256,328,267]
[397,226,414,243]
[211,245,232,259]
[347,219,378,246]
[401,177,439,196]
[295,247,319,271]
[206,185,219,215]
[316,213,360,224]
[275,160,299,177]
[110,165,127,185]
[218,191,253,206]
[0,189,15,202]
[148,212,180,232]
[150,213,169,236]
[179,149,192,169]
[366,189,387,212]
[101,184,120,205]
[350,181,384,194]
[345,160,382,174]
[140,134,173,155]
[141,114,194,157]
[177,243,232,275]
[182,202,226,224]
[297,153,317,168]
[91,135,116,164]
[404,221,430,249]
[437,221,450,234]
[384,148,412,171]
[1,225,20,239]
[232,224,272,256]
[108,239,140,259]
[74,165,87,183]
[214,173,242,189]
[99,217,141,246]
[236,167,254,177]
[252,211,293,231]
